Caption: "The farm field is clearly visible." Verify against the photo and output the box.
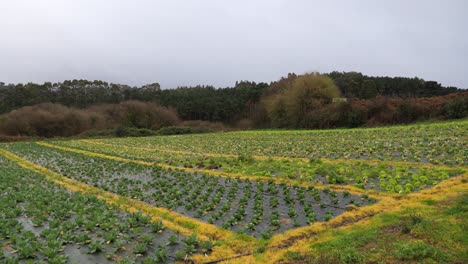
[0,120,467,263]
[83,120,467,165]
[0,155,214,263]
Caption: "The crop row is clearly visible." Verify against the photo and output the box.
[1,143,376,238]
[88,120,468,165]
[0,155,213,264]
[49,140,464,194]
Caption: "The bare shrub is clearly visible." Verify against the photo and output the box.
[89,101,180,130]
[0,101,180,138]
[0,103,93,137]
[0,134,28,142]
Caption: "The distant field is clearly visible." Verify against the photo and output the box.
[0,120,466,263]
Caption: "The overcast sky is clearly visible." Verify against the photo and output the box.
[0,0,466,89]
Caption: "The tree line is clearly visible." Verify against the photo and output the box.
[0,71,461,116]
[0,72,466,139]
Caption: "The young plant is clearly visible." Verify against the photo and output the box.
[151,221,166,233]
[288,207,297,218]
[133,242,148,255]
[175,251,186,261]
[87,240,105,254]
[261,230,272,240]
[167,234,178,245]
[184,234,200,246]
[324,211,334,221]
[201,241,214,254]
[155,247,167,262]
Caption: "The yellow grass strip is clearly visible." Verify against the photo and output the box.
[0,148,256,261]
[38,142,388,199]
[80,139,464,170]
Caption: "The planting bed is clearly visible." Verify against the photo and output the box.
[2,143,376,238]
[51,140,464,194]
[86,121,468,166]
[0,156,212,263]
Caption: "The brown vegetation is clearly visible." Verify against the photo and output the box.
[0,101,180,138]
[256,82,467,129]
[0,77,466,140]
[88,101,180,130]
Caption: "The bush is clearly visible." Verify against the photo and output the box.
[264,72,341,128]
[394,241,438,260]
[0,103,95,137]
[157,126,193,135]
[443,97,468,119]
[335,248,364,264]
[89,101,180,130]
[0,134,28,142]
[400,213,424,234]
[115,127,157,137]
[347,104,367,128]
[0,101,180,138]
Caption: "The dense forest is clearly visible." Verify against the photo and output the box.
[0,71,466,139]
[0,71,461,116]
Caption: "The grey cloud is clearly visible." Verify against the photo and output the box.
[0,0,466,88]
